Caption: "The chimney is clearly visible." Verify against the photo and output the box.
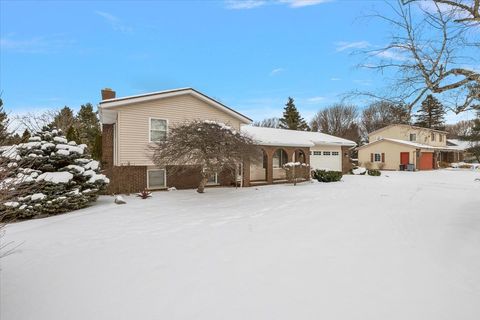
[101,88,116,100]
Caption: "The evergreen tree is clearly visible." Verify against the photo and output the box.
[51,106,76,133]
[0,99,11,145]
[91,132,102,161]
[279,97,310,131]
[414,95,446,130]
[66,126,80,142]
[21,129,31,143]
[76,103,101,152]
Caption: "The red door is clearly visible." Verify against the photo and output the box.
[419,153,434,170]
[400,152,409,165]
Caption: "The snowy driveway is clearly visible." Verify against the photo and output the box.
[1,170,480,320]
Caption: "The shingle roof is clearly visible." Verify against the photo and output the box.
[241,126,357,148]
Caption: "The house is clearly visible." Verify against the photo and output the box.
[99,88,356,193]
[357,124,465,170]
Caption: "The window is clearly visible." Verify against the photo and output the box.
[439,134,443,142]
[323,151,331,156]
[431,132,435,141]
[409,133,416,142]
[150,118,167,142]
[273,149,287,168]
[313,151,322,156]
[147,169,166,189]
[206,172,218,185]
[332,151,339,156]
[374,153,382,162]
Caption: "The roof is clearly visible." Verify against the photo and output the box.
[98,88,252,124]
[241,126,357,148]
[357,138,464,151]
[447,139,472,150]
[368,124,448,137]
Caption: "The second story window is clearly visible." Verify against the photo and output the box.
[431,132,435,141]
[150,118,167,142]
[409,133,416,141]
[439,134,443,142]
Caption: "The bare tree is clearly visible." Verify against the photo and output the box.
[253,117,280,128]
[358,0,479,114]
[14,110,57,134]
[151,121,260,193]
[310,104,361,142]
[445,119,474,138]
[360,101,411,140]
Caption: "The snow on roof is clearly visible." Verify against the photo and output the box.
[241,126,357,148]
[447,139,472,150]
[368,124,448,136]
[358,138,465,151]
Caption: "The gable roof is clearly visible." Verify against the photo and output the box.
[241,126,357,148]
[368,124,448,137]
[99,88,252,124]
[357,138,464,151]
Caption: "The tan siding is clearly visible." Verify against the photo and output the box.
[113,94,243,165]
[369,126,447,147]
[358,141,417,170]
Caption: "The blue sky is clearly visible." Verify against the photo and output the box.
[0,0,475,124]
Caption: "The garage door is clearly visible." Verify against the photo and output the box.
[419,152,433,170]
[310,150,342,171]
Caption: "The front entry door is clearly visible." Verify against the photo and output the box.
[400,152,409,165]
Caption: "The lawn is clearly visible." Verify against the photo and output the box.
[1,170,480,320]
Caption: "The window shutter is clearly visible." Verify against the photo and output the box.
[370,153,373,162]
[381,153,385,163]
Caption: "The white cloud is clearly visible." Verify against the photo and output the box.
[0,35,74,53]
[225,0,331,10]
[95,11,132,33]
[269,68,284,76]
[225,0,267,9]
[281,0,332,8]
[306,96,325,103]
[335,41,370,52]
[374,49,410,61]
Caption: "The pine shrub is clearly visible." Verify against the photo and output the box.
[313,170,343,182]
[367,169,381,176]
[0,128,109,222]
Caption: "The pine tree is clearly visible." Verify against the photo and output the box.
[0,99,11,145]
[66,126,80,142]
[76,103,101,152]
[51,106,76,133]
[414,95,446,130]
[21,129,31,143]
[279,97,310,131]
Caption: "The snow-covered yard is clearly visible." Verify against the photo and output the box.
[1,170,480,320]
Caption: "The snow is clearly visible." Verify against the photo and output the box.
[84,160,99,171]
[373,138,465,151]
[352,167,367,175]
[242,125,356,147]
[30,193,46,201]
[1,170,480,320]
[56,149,70,156]
[3,201,19,207]
[36,171,73,184]
[53,136,68,144]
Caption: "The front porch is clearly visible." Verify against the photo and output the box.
[244,146,310,186]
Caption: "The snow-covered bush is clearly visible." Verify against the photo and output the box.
[0,128,109,221]
[351,167,367,175]
[283,162,309,185]
[313,170,343,182]
[367,169,381,176]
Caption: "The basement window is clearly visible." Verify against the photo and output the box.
[147,169,166,189]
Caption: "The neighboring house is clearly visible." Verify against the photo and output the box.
[99,88,356,193]
[357,124,465,171]
[448,139,478,162]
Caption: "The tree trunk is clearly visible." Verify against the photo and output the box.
[197,177,208,193]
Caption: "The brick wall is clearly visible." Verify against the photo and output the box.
[341,146,353,173]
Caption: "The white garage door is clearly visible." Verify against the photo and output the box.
[310,149,342,171]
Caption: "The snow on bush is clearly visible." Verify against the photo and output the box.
[351,167,367,175]
[0,128,109,221]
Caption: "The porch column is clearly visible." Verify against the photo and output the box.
[266,148,274,184]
